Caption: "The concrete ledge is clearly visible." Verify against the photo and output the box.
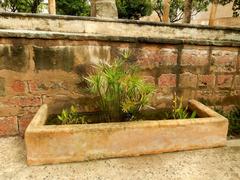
[1,12,240,31]
[0,29,239,47]
[227,139,240,147]
[1,13,239,45]
[25,100,228,165]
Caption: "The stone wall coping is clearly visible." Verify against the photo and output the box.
[1,12,240,32]
[0,29,239,47]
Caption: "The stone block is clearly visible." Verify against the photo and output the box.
[158,74,176,87]
[27,80,79,96]
[179,73,197,88]
[210,49,238,73]
[181,48,209,66]
[0,116,18,136]
[216,75,233,88]
[18,114,34,137]
[73,45,111,66]
[181,47,209,74]
[7,96,42,107]
[11,80,26,93]
[0,99,21,116]
[33,46,74,72]
[198,75,215,89]
[136,47,178,70]
[195,90,224,106]
[141,75,155,85]
[178,88,196,100]
[0,45,29,72]
[233,75,240,89]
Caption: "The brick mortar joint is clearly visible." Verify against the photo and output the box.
[175,44,183,96]
[237,48,240,73]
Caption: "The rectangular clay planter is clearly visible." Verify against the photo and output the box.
[25,100,228,165]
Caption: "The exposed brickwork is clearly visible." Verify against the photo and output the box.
[0,36,239,136]
[216,75,233,88]
[181,48,209,66]
[0,116,18,136]
[210,48,238,73]
[158,74,176,87]
[141,76,155,85]
[33,46,74,72]
[28,80,65,93]
[0,45,29,72]
[234,75,240,89]
[9,96,42,107]
[0,102,21,117]
[196,90,213,101]
[198,75,215,89]
[179,73,198,88]
[136,46,178,70]
[18,114,34,137]
[11,80,26,93]
[180,46,209,74]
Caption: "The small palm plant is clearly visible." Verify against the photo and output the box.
[171,94,196,119]
[58,105,87,124]
[85,50,155,122]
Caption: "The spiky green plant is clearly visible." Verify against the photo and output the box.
[85,50,155,122]
[171,94,196,119]
[57,105,87,124]
[214,106,240,137]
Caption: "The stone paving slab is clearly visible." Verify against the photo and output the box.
[0,137,239,180]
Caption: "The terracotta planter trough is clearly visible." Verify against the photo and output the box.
[25,100,228,165]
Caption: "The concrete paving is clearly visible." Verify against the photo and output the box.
[0,137,239,180]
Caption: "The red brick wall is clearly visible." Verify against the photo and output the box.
[0,38,239,136]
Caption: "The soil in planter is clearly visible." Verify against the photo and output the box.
[46,108,199,125]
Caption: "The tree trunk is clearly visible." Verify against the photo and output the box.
[90,0,97,17]
[183,0,193,23]
[48,0,56,15]
[162,0,170,23]
[209,0,218,26]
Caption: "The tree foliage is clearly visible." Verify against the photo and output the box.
[153,0,239,23]
[153,0,210,22]
[0,0,44,13]
[56,0,90,16]
[116,0,153,20]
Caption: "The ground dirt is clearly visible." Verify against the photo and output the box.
[0,137,240,180]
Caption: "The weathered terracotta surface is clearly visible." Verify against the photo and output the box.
[25,100,228,165]
[0,13,239,137]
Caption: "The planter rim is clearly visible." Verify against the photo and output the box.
[26,99,228,132]
[25,99,229,165]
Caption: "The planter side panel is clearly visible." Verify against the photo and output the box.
[26,119,228,165]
